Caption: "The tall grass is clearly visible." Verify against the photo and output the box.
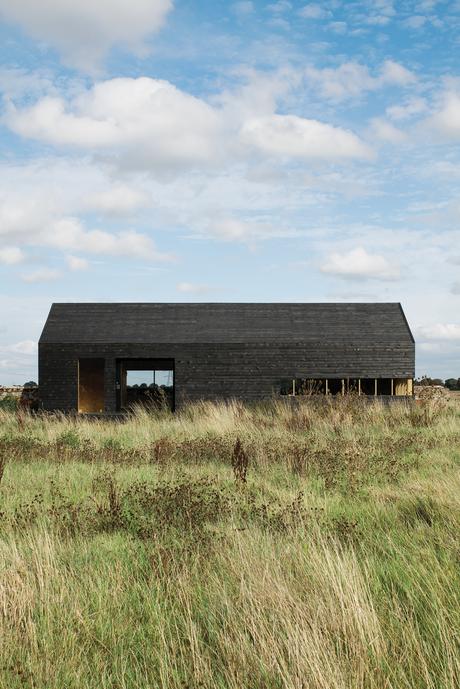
[0,397,459,688]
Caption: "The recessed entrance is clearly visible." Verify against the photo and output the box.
[78,358,105,413]
[116,359,174,411]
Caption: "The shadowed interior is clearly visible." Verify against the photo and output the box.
[78,359,105,413]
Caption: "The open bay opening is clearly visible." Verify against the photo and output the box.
[117,359,174,411]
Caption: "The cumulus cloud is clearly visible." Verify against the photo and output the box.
[369,117,406,143]
[320,246,400,281]
[0,67,56,100]
[0,0,172,72]
[305,60,416,102]
[0,184,174,264]
[0,246,25,265]
[0,157,304,264]
[85,186,149,216]
[386,97,427,121]
[241,114,372,160]
[5,75,373,173]
[51,218,174,262]
[5,77,223,174]
[379,60,416,86]
[428,90,460,138]
[0,196,52,242]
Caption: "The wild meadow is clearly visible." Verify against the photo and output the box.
[0,396,459,689]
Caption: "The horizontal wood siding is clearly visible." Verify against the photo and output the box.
[39,341,415,412]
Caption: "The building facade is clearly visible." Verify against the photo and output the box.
[38,302,415,413]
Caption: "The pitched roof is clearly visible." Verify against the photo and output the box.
[39,302,414,345]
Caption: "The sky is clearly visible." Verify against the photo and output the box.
[1,0,460,384]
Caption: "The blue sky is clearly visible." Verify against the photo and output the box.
[1,0,460,383]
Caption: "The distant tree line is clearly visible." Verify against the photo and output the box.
[415,377,460,390]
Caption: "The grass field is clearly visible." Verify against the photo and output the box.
[1,397,460,689]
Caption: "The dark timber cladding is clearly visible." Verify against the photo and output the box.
[38,302,415,412]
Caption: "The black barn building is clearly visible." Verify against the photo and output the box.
[38,302,415,413]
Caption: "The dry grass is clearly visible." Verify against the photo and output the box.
[0,397,459,688]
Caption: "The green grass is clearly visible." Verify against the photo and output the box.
[1,397,460,688]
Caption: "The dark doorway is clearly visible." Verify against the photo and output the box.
[78,358,105,413]
[116,359,174,411]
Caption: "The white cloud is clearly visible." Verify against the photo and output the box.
[305,60,416,102]
[0,295,54,383]
[0,246,25,265]
[267,1,292,14]
[0,157,155,232]
[369,117,406,143]
[176,282,212,294]
[417,0,439,9]
[193,217,285,243]
[299,4,330,19]
[328,21,347,34]
[364,0,396,24]
[210,218,264,241]
[320,246,400,281]
[232,1,254,16]
[386,97,427,121]
[0,339,37,384]
[0,0,172,72]
[423,161,460,179]
[5,74,375,172]
[403,15,427,29]
[366,15,391,25]
[379,60,415,86]
[0,192,173,263]
[51,218,174,262]
[0,196,53,241]
[241,114,372,160]
[85,186,149,215]
[306,63,374,101]
[418,342,441,352]
[66,255,88,271]
[5,77,223,174]
[418,324,460,341]
[0,67,56,100]
[6,340,37,355]
[428,90,460,138]
[21,268,61,283]
[0,157,309,265]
